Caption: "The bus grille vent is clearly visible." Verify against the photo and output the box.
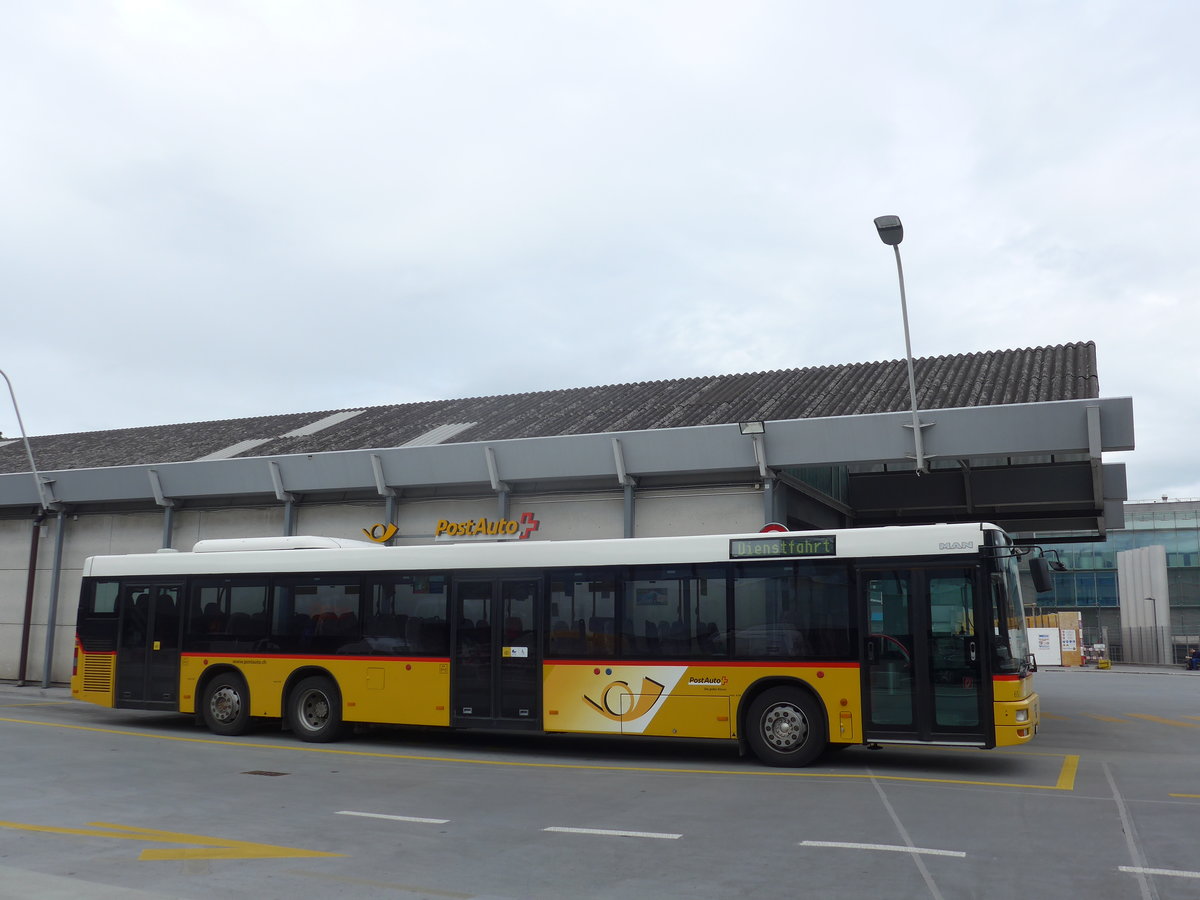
[82,655,115,694]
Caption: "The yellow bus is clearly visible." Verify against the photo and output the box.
[71,523,1038,766]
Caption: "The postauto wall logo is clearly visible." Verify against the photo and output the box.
[362,513,541,544]
[436,512,541,541]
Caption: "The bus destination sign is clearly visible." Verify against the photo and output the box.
[729,535,837,559]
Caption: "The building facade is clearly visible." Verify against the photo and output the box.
[0,342,1134,683]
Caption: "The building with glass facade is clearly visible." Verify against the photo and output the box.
[1023,499,1200,658]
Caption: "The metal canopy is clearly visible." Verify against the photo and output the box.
[0,396,1133,538]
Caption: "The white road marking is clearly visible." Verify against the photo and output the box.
[867,771,954,900]
[801,840,965,859]
[544,826,681,840]
[1105,763,1156,900]
[1120,867,1200,880]
[336,810,449,824]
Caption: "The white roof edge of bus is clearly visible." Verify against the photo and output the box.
[82,523,1006,579]
[192,535,384,553]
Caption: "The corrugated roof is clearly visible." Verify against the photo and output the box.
[0,342,1100,474]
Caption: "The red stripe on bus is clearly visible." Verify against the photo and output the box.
[548,659,860,668]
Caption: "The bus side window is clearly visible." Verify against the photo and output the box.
[364,574,448,656]
[547,572,615,658]
[185,582,268,652]
[732,562,852,660]
[77,581,121,651]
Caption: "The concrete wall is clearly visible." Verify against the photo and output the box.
[1117,544,1171,664]
[635,487,762,536]
[1,483,766,685]
[1,511,166,687]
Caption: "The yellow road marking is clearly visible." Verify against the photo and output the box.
[0,715,1077,791]
[1126,714,1200,729]
[1055,755,1080,791]
[1085,714,1129,723]
[0,820,342,861]
[1169,794,1200,799]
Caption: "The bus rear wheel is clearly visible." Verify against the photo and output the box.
[201,673,251,736]
[290,676,345,743]
[746,687,826,767]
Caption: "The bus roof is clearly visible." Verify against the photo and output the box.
[82,523,1003,579]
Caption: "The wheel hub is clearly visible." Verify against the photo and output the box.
[763,703,807,750]
[301,692,329,728]
[211,687,240,723]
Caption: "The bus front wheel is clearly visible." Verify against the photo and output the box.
[201,673,251,736]
[290,676,345,743]
[746,687,826,767]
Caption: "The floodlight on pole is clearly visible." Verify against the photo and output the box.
[873,215,929,474]
[0,368,51,512]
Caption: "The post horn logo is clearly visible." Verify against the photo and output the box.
[362,523,399,543]
[583,676,666,722]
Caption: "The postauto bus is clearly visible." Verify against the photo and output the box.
[72,523,1038,766]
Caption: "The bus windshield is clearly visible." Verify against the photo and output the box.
[991,551,1031,674]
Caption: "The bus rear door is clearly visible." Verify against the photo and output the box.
[115,582,183,709]
[451,577,541,728]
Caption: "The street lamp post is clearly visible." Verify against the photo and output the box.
[874,216,929,474]
[2,367,57,688]
[1146,596,1161,664]
[1,367,51,512]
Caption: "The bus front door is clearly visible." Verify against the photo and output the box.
[860,567,989,746]
[451,578,541,729]
[115,582,183,709]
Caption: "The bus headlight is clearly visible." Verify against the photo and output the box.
[1015,708,1029,723]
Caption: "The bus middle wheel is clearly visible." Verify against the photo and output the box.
[201,672,251,736]
[290,676,346,743]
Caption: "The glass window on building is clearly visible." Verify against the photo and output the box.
[1095,571,1118,606]
[1051,571,1076,606]
[1168,570,1200,607]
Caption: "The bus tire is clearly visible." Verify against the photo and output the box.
[745,686,826,767]
[201,673,252,736]
[290,676,345,743]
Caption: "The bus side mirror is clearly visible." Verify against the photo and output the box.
[1030,557,1054,593]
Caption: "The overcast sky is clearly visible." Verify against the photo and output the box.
[1,2,1195,501]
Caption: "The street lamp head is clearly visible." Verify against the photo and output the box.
[874,215,904,246]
